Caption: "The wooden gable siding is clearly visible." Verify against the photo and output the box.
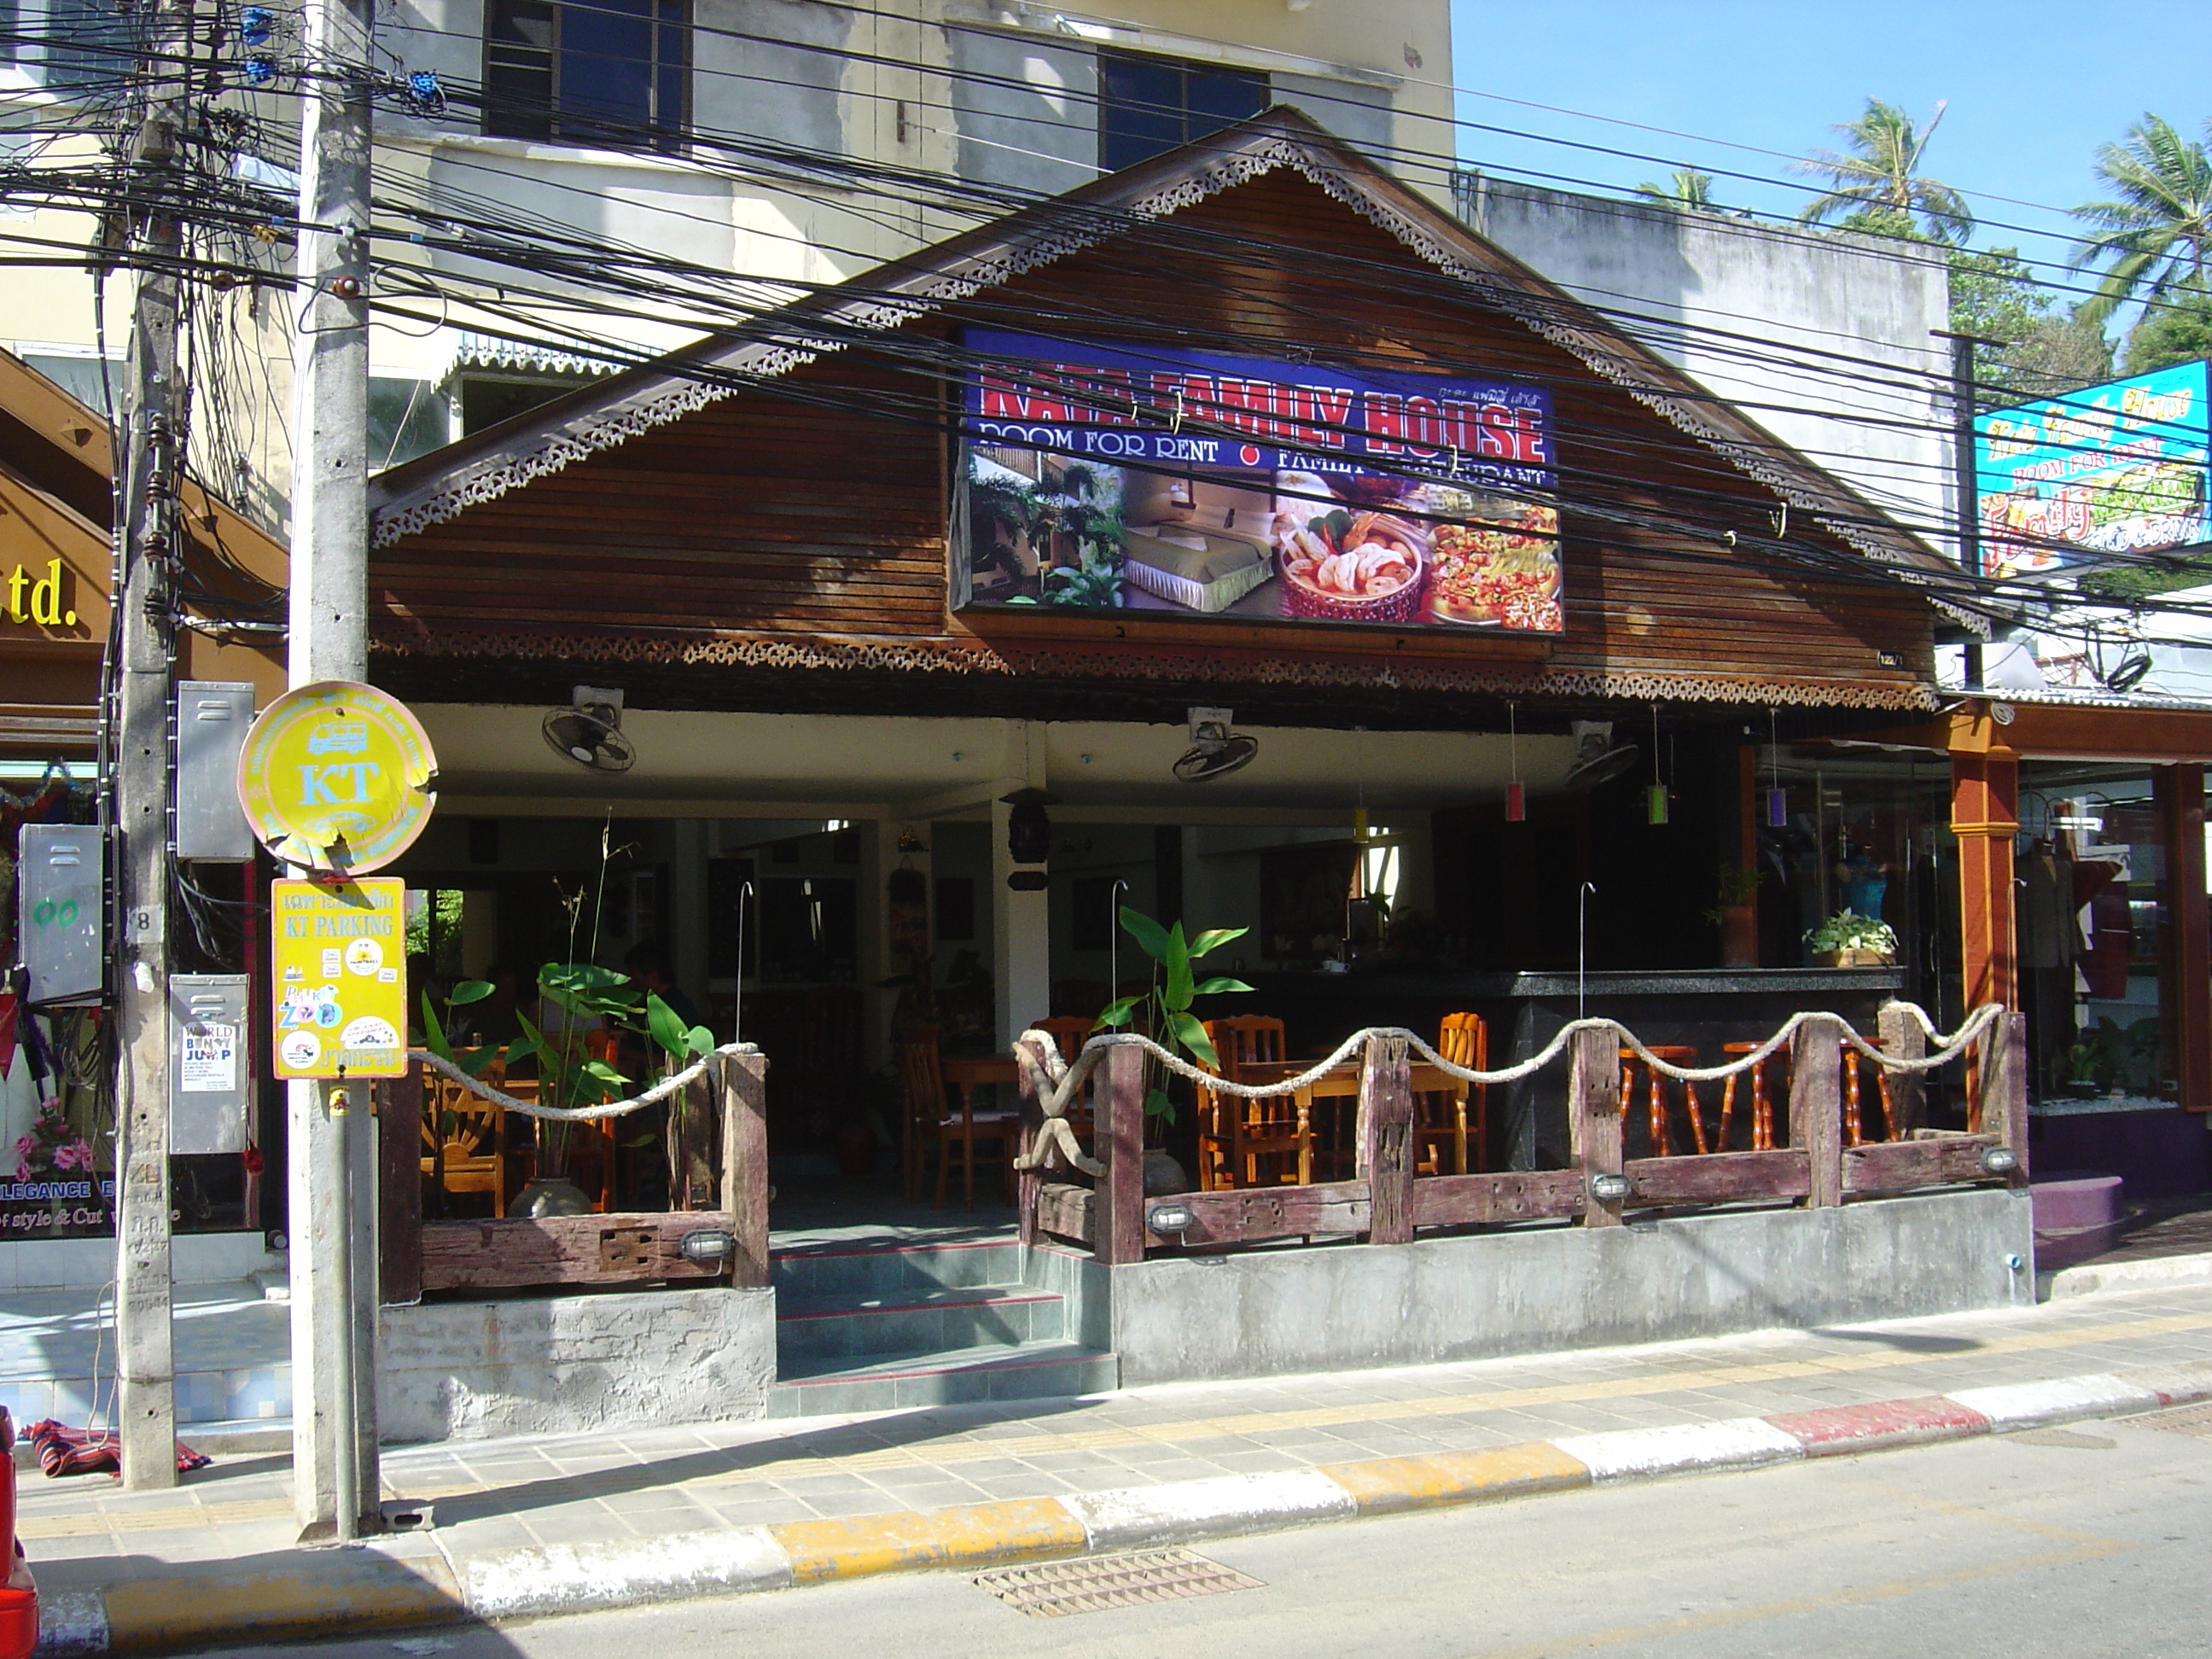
[374,169,1933,701]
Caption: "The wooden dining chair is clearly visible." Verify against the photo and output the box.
[1620,1045,1706,1156]
[1720,1035,1897,1152]
[1194,1016,1296,1189]
[899,1025,1018,1209]
[1425,1012,1489,1173]
[419,1051,515,1216]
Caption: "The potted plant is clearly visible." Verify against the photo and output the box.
[1703,864,1761,969]
[1802,908,1899,968]
[1096,906,1254,1195]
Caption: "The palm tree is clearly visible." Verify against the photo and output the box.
[2069,114,2212,329]
[1635,168,1717,210]
[1796,98,1973,244]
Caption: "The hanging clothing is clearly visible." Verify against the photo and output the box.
[2021,849,2077,970]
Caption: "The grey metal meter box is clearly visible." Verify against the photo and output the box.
[175,681,254,861]
[18,823,102,1004]
[168,974,250,1155]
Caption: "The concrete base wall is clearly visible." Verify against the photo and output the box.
[378,1285,776,1443]
[1110,1190,2034,1388]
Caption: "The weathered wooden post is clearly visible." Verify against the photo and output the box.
[1097,1040,1146,1265]
[721,1051,771,1288]
[1877,1001,1926,1139]
[1988,1010,2030,1188]
[1790,1016,1843,1208]
[376,1069,422,1307]
[1014,1034,1045,1249]
[1572,1026,1624,1227]
[1359,1033,1415,1245]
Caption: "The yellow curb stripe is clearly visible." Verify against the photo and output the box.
[102,1559,465,1652]
[1320,1442,1591,1515]
[769,1499,1085,1585]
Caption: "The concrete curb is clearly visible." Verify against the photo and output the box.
[2044,1248,2212,1301]
[36,1358,2212,1654]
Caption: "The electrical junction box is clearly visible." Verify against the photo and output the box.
[169,974,250,1155]
[175,681,255,861]
[18,823,102,1004]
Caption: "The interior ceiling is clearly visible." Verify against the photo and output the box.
[416,705,1578,818]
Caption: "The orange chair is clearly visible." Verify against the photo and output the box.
[1719,1036,1897,1151]
[1426,1012,1489,1173]
[899,1026,1018,1209]
[420,1051,518,1216]
[1194,1016,1297,1189]
[1620,1045,1706,1156]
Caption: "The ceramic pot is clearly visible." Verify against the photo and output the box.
[1718,904,1758,969]
[515,1176,591,1218]
[1142,1149,1188,1197]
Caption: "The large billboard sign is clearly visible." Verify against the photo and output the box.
[1975,361,2211,581]
[958,330,1563,632]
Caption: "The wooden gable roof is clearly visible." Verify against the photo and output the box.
[368,110,1967,721]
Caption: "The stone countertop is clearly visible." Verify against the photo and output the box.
[1243,968,1906,998]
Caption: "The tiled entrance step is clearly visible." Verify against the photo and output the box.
[767,1237,1115,1417]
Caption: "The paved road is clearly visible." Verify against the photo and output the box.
[200,1412,2212,1659]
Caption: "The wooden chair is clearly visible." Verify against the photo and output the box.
[1620,1045,1705,1156]
[899,1025,1018,1210]
[420,1051,515,1216]
[1423,1012,1489,1174]
[1720,1035,1898,1152]
[1195,1016,1296,1190]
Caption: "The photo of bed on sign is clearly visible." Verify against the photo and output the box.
[958,329,1563,633]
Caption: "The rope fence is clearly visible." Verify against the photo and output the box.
[408,1043,760,1121]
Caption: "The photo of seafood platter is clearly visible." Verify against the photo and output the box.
[959,329,1563,634]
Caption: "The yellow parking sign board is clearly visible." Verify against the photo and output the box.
[271,879,410,1079]
[237,681,438,872]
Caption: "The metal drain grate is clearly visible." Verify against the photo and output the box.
[975,1549,1265,1618]
[2122,1401,2212,1437]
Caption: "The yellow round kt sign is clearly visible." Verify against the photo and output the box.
[236,682,438,872]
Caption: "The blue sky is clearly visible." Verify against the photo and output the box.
[1445,0,2212,276]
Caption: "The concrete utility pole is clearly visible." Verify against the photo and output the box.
[288,0,379,1543]
[111,0,195,1493]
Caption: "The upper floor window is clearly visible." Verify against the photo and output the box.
[483,0,688,151]
[1098,49,1268,173]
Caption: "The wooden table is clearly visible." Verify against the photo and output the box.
[1234,1060,1465,1184]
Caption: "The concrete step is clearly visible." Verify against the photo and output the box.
[766,1340,1118,1418]
[770,1237,1027,1302]
[777,1285,1066,1365]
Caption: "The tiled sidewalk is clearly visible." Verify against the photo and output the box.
[18,1278,2212,1592]
[0,1280,288,1428]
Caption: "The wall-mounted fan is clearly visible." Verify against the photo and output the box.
[542,685,636,774]
[1174,706,1259,782]
[1565,720,1639,789]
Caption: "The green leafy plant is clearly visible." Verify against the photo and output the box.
[2069,1016,2162,1094]
[1096,906,1254,1138]
[1702,863,1761,925]
[1802,909,1900,956]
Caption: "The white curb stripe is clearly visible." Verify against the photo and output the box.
[32,1588,108,1657]
[2116,1361,2212,1406]
[453,1527,794,1621]
[1946,1374,2163,1430]
[1062,1470,1357,1551]
[1553,1417,1805,1481]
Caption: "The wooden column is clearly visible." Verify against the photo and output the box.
[721,1051,771,1289]
[2157,765,2211,1111]
[1359,1035,1414,1246]
[1987,1009,2031,1186]
[1097,1042,1146,1265]
[1949,707,2020,1016]
[1790,1016,1842,1208]
[1571,1027,1623,1226]
[1877,1001,1926,1139]
[376,1069,422,1307]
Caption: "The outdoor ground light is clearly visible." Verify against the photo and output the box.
[680,1228,736,1263]
[1980,1147,2019,1176]
[1147,1202,1196,1236]
[1586,1172,1633,1203]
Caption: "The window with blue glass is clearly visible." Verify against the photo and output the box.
[484,0,688,150]
[1098,49,1268,173]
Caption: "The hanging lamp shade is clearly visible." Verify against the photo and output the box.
[1505,781,1527,823]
